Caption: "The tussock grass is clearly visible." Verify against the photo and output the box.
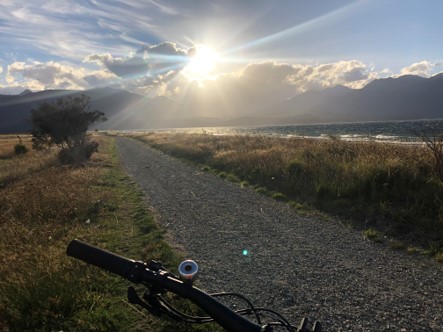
[130,132,443,255]
[363,228,383,243]
[0,133,214,331]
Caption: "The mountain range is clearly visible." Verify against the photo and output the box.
[1,74,443,133]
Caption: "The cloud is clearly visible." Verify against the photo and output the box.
[1,41,190,94]
[87,54,149,78]
[144,0,180,16]
[231,62,302,104]
[82,70,118,87]
[0,1,142,61]
[197,60,376,99]
[304,60,374,90]
[115,70,179,96]
[139,41,189,74]
[241,62,295,85]
[237,60,375,96]
[399,60,436,77]
[5,60,117,91]
[85,42,189,79]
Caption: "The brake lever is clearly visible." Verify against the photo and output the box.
[147,260,165,272]
[127,286,163,317]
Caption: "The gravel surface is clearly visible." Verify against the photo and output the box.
[116,137,443,331]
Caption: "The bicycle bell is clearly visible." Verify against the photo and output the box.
[178,260,199,284]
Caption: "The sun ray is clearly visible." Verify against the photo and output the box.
[225,0,366,54]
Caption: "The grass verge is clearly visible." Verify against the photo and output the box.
[0,133,218,331]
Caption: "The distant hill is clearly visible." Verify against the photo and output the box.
[0,89,76,133]
[18,89,33,96]
[267,74,443,123]
[1,74,443,133]
[0,88,149,133]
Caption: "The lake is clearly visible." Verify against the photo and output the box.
[151,119,443,143]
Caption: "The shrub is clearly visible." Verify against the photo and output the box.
[416,130,443,182]
[14,143,28,155]
[14,136,28,155]
[31,95,106,164]
[58,141,99,165]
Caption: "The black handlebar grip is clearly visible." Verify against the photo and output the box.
[67,239,135,278]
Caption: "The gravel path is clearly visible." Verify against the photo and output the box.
[116,137,443,331]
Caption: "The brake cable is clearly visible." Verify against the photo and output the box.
[129,284,299,330]
[210,292,262,325]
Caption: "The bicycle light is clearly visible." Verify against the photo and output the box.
[178,260,199,283]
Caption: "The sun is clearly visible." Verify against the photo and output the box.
[183,44,220,82]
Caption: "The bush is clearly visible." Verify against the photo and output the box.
[59,141,99,165]
[416,130,443,183]
[14,136,28,155]
[31,95,106,164]
[14,143,28,155]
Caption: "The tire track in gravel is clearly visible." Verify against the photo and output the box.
[116,136,443,331]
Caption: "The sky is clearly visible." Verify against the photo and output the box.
[1,0,443,99]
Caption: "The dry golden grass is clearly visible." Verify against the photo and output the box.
[133,132,434,193]
[0,134,26,156]
[0,134,59,187]
[0,134,107,296]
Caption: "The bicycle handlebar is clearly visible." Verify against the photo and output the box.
[67,239,262,331]
[67,239,136,279]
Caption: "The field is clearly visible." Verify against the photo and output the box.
[128,132,443,259]
[0,134,216,331]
